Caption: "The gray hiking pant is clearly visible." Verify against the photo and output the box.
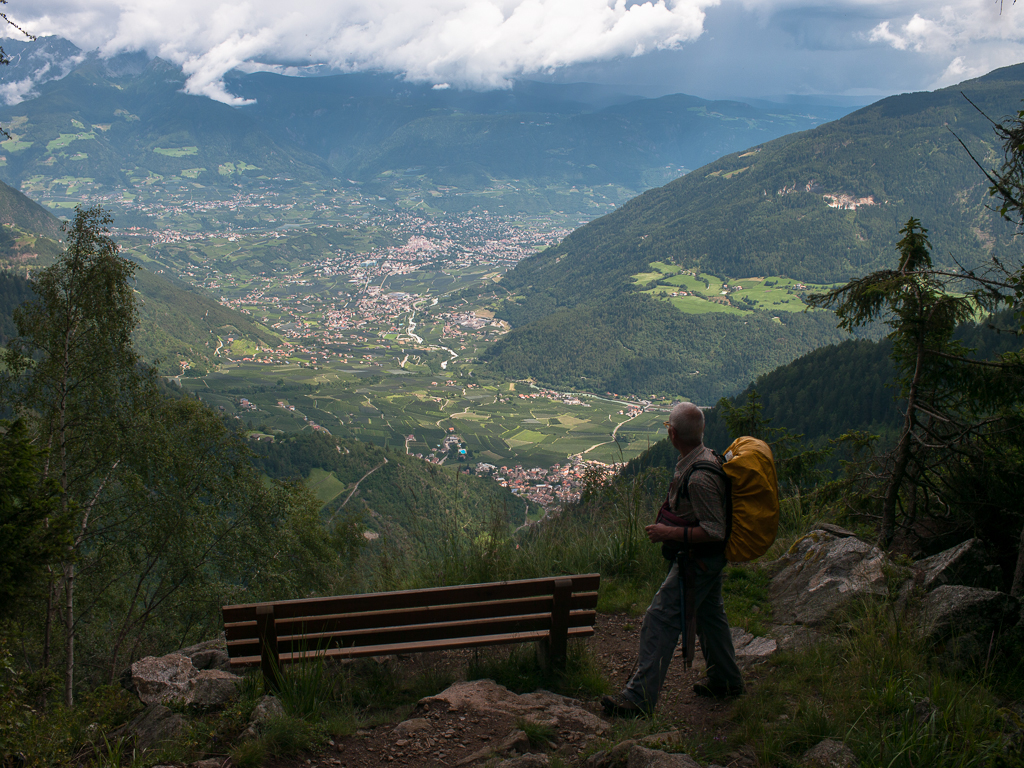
[622,553,743,711]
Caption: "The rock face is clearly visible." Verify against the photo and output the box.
[919,584,1019,660]
[915,539,1003,593]
[625,745,700,768]
[731,628,777,665]
[106,704,186,750]
[769,531,888,626]
[423,679,610,737]
[123,652,241,708]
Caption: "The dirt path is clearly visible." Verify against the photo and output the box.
[336,458,388,510]
[274,613,750,768]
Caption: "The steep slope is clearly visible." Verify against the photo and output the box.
[0,185,280,373]
[484,64,1024,399]
[250,430,535,534]
[498,63,1024,321]
[0,177,63,271]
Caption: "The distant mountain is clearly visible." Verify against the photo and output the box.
[0,53,327,199]
[483,63,1024,399]
[0,38,862,211]
[231,70,851,191]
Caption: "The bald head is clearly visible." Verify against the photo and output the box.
[668,402,704,448]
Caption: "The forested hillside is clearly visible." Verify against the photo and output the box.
[250,430,533,537]
[500,63,1024,311]
[0,257,282,375]
[484,293,856,402]
[484,63,1024,399]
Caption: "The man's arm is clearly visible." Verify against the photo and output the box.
[647,468,728,544]
[646,522,715,544]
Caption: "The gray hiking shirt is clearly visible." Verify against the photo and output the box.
[667,444,728,541]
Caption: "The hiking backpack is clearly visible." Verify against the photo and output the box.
[674,436,780,562]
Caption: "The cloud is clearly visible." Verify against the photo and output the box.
[866,1,1024,88]
[12,0,718,103]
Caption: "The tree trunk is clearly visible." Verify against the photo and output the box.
[1011,525,1024,598]
[881,338,926,548]
[63,561,74,707]
[43,570,55,669]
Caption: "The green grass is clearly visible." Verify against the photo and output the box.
[46,132,96,152]
[154,146,199,157]
[729,598,1017,768]
[306,467,347,504]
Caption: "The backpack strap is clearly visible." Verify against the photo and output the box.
[679,455,733,556]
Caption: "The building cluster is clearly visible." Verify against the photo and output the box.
[474,455,620,509]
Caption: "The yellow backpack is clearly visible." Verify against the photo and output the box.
[681,436,780,562]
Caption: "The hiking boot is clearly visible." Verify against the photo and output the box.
[601,692,649,717]
[693,681,744,699]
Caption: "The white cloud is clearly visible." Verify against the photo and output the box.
[11,0,718,103]
[866,1,1024,88]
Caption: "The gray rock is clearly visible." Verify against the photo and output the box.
[122,652,241,709]
[919,585,1019,661]
[186,669,241,708]
[802,738,858,767]
[497,728,531,754]
[250,695,285,724]
[770,531,888,626]
[916,539,1003,592]
[457,729,531,766]
[626,745,700,768]
[392,717,433,737]
[188,760,227,768]
[107,704,186,750]
[731,628,778,662]
[128,654,195,706]
[816,524,858,538]
[495,755,550,768]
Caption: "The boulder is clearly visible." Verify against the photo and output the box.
[731,628,777,664]
[178,639,232,672]
[250,695,285,725]
[126,654,195,705]
[915,539,1003,593]
[770,531,888,626]
[495,755,550,768]
[626,745,700,768]
[393,717,433,737]
[107,704,185,750]
[122,652,241,708]
[802,738,858,767]
[919,584,1019,661]
[422,680,610,736]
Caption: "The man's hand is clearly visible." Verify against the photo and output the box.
[645,523,677,543]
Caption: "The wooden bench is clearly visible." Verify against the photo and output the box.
[222,574,600,688]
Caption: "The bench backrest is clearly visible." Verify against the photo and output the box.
[223,573,600,668]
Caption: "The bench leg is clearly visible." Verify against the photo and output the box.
[539,578,573,673]
[256,605,282,692]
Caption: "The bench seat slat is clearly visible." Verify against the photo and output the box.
[224,591,598,644]
[222,574,600,625]
[227,610,597,658]
[228,625,597,668]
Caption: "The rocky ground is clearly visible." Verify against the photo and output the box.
[130,530,1001,768]
[262,612,768,768]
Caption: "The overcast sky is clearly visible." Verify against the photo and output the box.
[9,0,1024,105]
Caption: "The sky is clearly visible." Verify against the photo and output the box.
[7,0,1024,105]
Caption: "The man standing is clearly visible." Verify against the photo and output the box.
[602,402,744,716]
